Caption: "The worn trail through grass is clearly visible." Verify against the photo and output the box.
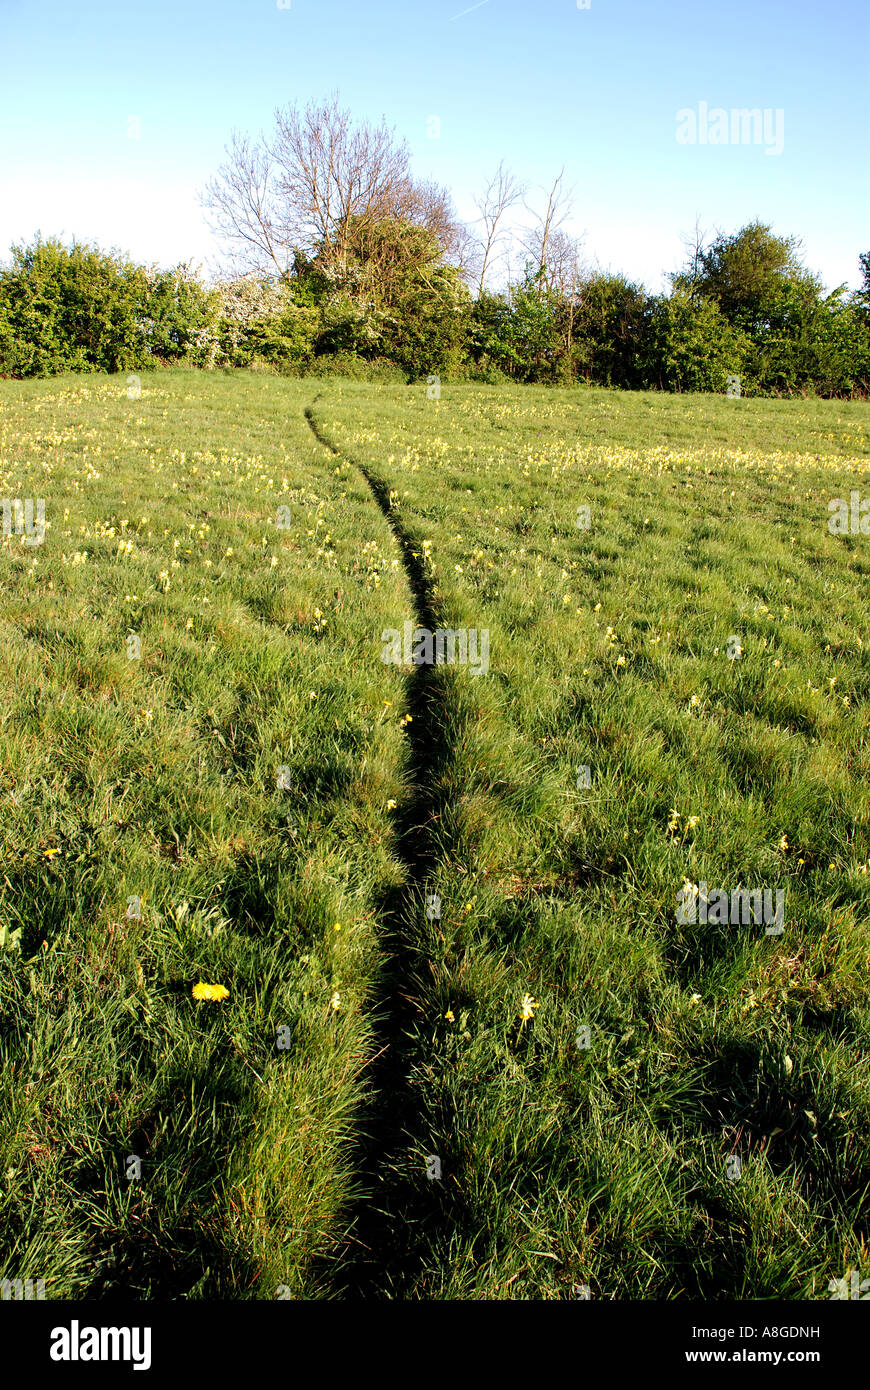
[1,372,867,1301]
[305,399,471,1297]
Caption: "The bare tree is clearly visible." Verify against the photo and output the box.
[472,161,526,294]
[541,228,585,297]
[201,130,287,275]
[399,178,469,271]
[202,94,464,283]
[541,227,586,352]
[270,95,412,278]
[673,215,708,302]
[521,170,575,284]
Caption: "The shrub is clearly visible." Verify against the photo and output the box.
[303,352,408,383]
[643,291,749,393]
[571,274,650,389]
[0,237,214,377]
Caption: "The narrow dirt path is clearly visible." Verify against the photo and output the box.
[305,398,457,1298]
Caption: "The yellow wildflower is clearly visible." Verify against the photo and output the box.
[519,993,539,1025]
[192,982,229,1003]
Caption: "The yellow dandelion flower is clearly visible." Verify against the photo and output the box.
[192,982,229,1003]
[444,1008,455,1022]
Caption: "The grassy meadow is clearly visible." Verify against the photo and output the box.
[1,369,868,1299]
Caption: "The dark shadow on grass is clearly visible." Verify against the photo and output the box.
[304,399,476,1298]
[80,1048,260,1300]
[685,1032,870,1214]
[220,850,281,938]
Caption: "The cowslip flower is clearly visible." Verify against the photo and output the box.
[519,993,539,1026]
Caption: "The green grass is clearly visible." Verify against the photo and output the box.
[1,371,868,1300]
[0,370,411,1298]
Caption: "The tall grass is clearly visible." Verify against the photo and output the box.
[0,370,411,1297]
[1,371,867,1299]
[310,381,870,1298]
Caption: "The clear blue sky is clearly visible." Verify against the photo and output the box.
[2,0,867,292]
